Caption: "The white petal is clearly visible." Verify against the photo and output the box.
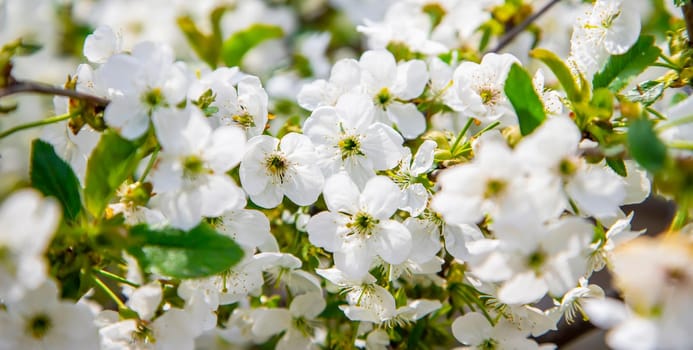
[360,50,396,90]
[323,173,360,214]
[498,272,549,305]
[205,126,246,173]
[306,212,346,251]
[361,176,401,219]
[84,25,120,63]
[334,240,374,279]
[392,59,428,100]
[104,97,149,140]
[451,312,493,346]
[372,220,412,265]
[251,309,291,338]
[387,102,426,139]
[410,140,437,175]
[126,282,162,321]
[290,292,326,319]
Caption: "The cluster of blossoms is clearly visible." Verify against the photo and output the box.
[1,0,693,349]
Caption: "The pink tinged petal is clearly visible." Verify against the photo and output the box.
[452,312,493,346]
[498,272,549,305]
[411,140,436,175]
[323,173,360,214]
[334,240,374,279]
[373,220,412,265]
[104,97,149,140]
[386,102,426,139]
[360,49,397,90]
[392,59,428,100]
[205,126,246,173]
[360,176,402,219]
[306,212,346,251]
[251,309,291,338]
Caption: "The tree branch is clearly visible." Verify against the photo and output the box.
[488,0,562,54]
[683,2,693,47]
[0,80,109,106]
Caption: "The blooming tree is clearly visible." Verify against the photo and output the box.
[0,0,692,349]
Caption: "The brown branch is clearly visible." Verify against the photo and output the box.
[0,80,109,106]
[683,2,693,47]
[488,0,562,54]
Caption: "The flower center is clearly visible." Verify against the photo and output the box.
[338,135,364,160]
[601,10,621,29]
[26,314,52,339]
[527,249,547,273]
[480,338,498,350]
[182,155,208,178]
[264,152,290,184]
[141,88,165,111]
[231,109,256,129]
[478,87,500,106]
[483,178,507,199]
[375,87,392,109]
[347,212,379,237]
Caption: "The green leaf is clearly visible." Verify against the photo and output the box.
[627,118,667,173]
[30,139,82,221]
[221,24,283,68]
[178,16,219,68]
[593,35,661,92]
[674,0,689,7]
[606,157,627,177]
[504,63,546,136]
[530,48,583,102]
[624,80,665,106]
[84,131,142,218]
[127,223,244,279]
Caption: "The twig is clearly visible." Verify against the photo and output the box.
[0,80,109,106]
[683,2,693,47]
[488,0,562,53]
[0,110,78,139]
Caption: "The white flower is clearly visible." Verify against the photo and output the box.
[303,93,405,188]
[98,42,189,139]
[84,25,122,64]
[446,53,519,125]
[240,133,324,208]
[393,140,436,216]
[149,107,246,230]
[188,68,269,137]
[307,174,411,279]
[212,208,273,250]
[251,292,326,350]
[0,189,60,302]
[0,280,98,350]
[452,312,540,350]
[358,49,429,138]
[297,58,362,111]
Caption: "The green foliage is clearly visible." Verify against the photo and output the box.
[30,139,82,221]
[84,131,143,219]
[504,63,546,136]
[221,24,284,68]
[127,223,244,279]
[530,48,586,102]
[624,80,666,106]
[606,157,628,177]
[674,0,689,6]
[627,118,668,173]
[593,36,661,92]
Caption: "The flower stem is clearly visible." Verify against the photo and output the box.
[94,268,140,288]
[0,111,77,139]
[450,118,475,154]
[92,274,128,310]
[669,205,689,232]
[138,145,160,182]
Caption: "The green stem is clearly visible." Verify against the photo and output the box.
[646,107,667,121]
[669,204,688,232]
[0,111,76,139]
[475,121,501,137]
[450,118,475,155]
[657,113,693,131]
[668,140,693,150]
[137,145,160,182]
[658,53,680,69]
[651,62,680,71]
[92,275,128,310]
[94,268,140,288]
